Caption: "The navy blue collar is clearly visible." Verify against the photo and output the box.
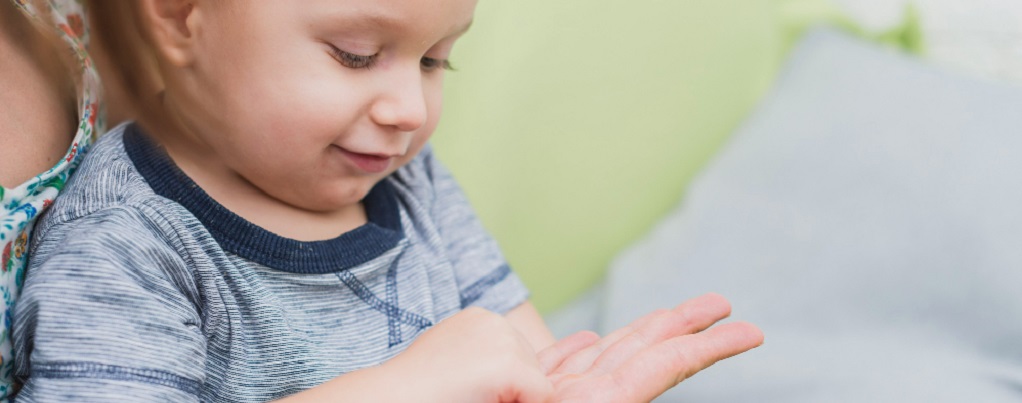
[123,123,404,274]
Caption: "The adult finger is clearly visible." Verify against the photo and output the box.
[548,322,641,376]
[584,293,733,375]
[537,331,601,374]
[610,321,764,402]
[551,293,732,375]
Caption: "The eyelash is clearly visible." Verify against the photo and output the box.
[328,45,455,72]
[421,57,455,72]
[329,46,376,69]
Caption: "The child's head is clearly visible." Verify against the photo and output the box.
[92,0,476,212]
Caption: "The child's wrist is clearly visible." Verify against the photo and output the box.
[376,355,448,402]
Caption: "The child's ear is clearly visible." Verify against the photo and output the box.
[138,0,204,67]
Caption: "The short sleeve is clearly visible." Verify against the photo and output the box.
[418,147,531,314]
[13,208,206,402]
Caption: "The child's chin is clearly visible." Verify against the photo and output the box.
[310,186,374,211]
[276,176,380,213]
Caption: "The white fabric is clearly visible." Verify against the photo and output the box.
[833,0,1022,85]
[602,29,1022,402]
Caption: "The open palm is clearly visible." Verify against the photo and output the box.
[537,294,763,403]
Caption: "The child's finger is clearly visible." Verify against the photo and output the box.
[502,366,555,403]
[551,293,731,376]
[537,330,601,374]
[610,321,764,402]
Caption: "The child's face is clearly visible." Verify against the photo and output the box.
[163,0,476,212]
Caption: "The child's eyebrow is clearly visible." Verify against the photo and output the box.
[322,11,472,39]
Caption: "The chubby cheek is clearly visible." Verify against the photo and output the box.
[227,85,373,210]
[251,67,364,147]
[240,75,364,163]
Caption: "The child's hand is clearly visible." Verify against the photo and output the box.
[386,306,554,403]
[538,293,763,403]
[277,295,756,403]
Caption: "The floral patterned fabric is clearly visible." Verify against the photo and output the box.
[1,0,99,399]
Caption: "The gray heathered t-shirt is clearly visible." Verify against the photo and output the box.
[12,123,530,402]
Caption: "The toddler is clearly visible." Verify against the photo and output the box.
[14,0,762,401]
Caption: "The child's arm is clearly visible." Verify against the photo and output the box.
[275,307,554,403]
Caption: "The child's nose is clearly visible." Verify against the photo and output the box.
[369,69,428,132]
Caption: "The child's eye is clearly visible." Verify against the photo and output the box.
[421,57,455,72]
[328,45,376,70]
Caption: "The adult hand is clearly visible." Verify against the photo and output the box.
[537,293,763,403]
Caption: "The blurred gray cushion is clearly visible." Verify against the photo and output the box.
[603,28,1022,402]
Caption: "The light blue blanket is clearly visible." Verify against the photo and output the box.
[597,29,1022,402]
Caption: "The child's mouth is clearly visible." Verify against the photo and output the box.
[334,146,393,174]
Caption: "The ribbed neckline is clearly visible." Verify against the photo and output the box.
[122,123,404,274]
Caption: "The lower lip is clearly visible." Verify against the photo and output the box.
[337,147,392,173]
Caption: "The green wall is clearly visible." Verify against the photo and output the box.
[432,0,919,312]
